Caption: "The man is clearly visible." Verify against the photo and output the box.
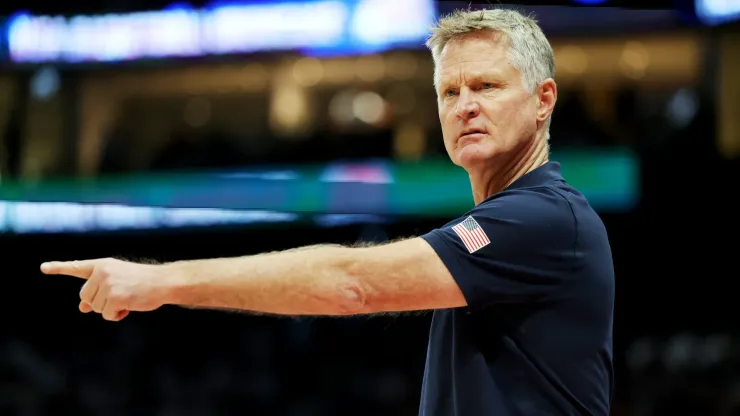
[42,8,614,416]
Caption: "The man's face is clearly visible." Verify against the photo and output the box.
[436,31,545,169]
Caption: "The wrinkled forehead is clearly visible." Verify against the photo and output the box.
[438,30,511,62]
[435,31,515,84]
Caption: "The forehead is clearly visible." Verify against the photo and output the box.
[437,31,515,83]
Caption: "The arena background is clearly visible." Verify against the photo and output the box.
[1,0,739,414]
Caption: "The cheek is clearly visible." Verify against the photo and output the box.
[440,110,456,143]
[520,99,540,132]
[489,98,533,133]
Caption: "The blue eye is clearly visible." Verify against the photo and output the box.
[481,83,494,89]
[444,89,457,97]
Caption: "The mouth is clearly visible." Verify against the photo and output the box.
[458,128,486,143]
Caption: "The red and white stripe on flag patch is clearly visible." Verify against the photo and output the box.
[451,216,490,253]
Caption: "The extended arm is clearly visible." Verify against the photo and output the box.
[41,238,467,320]
[168,238,466,315]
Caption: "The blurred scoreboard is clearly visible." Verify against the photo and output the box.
[0,0,436,64]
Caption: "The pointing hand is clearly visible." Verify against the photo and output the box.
[41,258,172,321]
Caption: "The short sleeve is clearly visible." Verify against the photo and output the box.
[420,188,577,311]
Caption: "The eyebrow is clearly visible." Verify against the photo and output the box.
[438,72,504,90]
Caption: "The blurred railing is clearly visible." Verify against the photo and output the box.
[0,149,639,233]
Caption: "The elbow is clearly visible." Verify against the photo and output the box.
[334,280,367,315]
[332,255,368,315]
[326,248,371,315]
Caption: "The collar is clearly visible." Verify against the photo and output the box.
[505,161,564,191]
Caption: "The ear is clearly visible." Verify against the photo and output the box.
[536,78,557,123]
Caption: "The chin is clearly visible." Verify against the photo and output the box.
[455,144,492,168]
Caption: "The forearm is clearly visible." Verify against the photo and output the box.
[164,244,363,316]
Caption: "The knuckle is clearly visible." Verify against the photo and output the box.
[80,288,92,302]
[96,283,110,296]
[98,265,112,279]
[109,289,130,307]
[108,297,125,309]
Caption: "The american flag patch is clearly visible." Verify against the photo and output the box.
[451,216,490,253]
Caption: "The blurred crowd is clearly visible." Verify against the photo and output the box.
[3,308,740,416]
[1,309,431,416]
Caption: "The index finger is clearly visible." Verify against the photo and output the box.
[40,260,98,279]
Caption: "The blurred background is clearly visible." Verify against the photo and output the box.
[0,0,738,414]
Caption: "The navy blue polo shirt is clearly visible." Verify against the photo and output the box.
[419,161,614,416]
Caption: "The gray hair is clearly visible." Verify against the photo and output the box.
[426,8,556,129]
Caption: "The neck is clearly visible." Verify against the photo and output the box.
[469,133,549,205]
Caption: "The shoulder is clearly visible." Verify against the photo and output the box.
[422,184,581,267]
[419,184,590,308]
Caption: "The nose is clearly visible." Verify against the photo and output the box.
[455,89,480,120]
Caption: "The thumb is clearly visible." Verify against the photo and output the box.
[41,260,98,280]
[79,301,92,313]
